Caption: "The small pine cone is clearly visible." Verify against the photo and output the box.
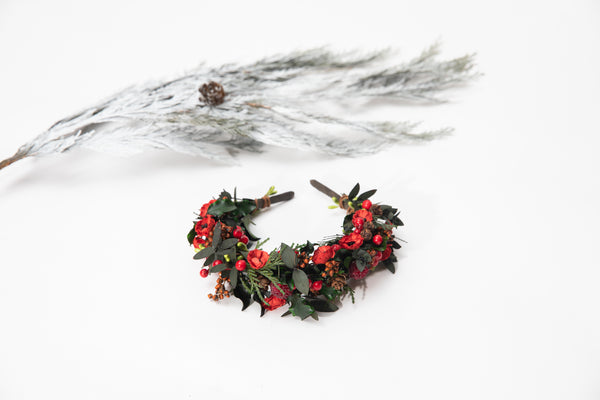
[258,277,270,290]
[370,204,383,216]
[361,229,373,240]
[331,275,347,291]
[364,221,376,231]
[199,81,225,106]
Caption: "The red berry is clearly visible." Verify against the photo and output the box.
[235,260,247,271]
[373,234,383,245]
[311,280,323,291]
[240,235,249,245]
[332,244,341,253]
[199,269,209,278]
[233,227,243,239]
[362,199,372,210]
[352,217,364,229]
[212,259,223,267]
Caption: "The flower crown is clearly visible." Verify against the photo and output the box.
[187,180,403,320]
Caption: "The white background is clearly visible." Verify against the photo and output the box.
[1,1,599,399]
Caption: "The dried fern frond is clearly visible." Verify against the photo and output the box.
[0,44,478,171]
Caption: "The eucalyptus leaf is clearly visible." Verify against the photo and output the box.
[220,238,239,249]
[203,253,216,266]
[193,246,215,260]
[210,263,227,273]
[230,268,238,289]
[281,245,298,269]
[212,223,222,248]
[292,269,310,295]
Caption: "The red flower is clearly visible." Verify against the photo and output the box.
[371,251,383,267]
[199,199,216,217]
[263,295,286,311]
[195,216,216,236]
[312,245,334,264]
[247,249,270,269]
[353,209,373,222]
[270,282,293,299]
[192,236,206,249]
[381,244,393,261]
[339,232,364,250]
[349,261,370,280]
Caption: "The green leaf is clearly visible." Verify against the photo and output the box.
[292,269,310,295]
[241,216,260,241]
[281,310,292,317]
[353,249,372,272]
[311,313,319,320]
[391,240,402,249]
[187,226,196,245]
[229,268,238,289]
[281,245,298,269]
[320,286,340,301]
[236,199,257,217]
[289,295,314,320]
[193,246,215,260]
[207,198,237,216]
[203,254,216,266]
[210,263,228,273]
[233,285,253,311]
[219,238,239,249]
[211,225,222,249]
[356,189,377,202]
[349,183,360,199]
[306,298,339,312]
[381,259,395,273]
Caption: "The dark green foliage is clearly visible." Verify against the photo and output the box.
[349,183,360,199]
[320,286,340,301]
[353,249,372,271]
[207,198,237,216]
[289,295,314,320]
[187,226,196,245]
[356,189,377,202]
[233,285,253,311]
[306,298,339,312]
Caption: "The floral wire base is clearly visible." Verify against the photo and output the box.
[187,180,403,321]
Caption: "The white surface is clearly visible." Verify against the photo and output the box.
[1,1,599,399]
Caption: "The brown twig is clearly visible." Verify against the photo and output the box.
[245,102,271,109]
[0,153,26,171]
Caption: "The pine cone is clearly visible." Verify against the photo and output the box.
[199,81,225,106]
[258,277,270,290]
[361,229,373,240]
[364,221,376,231]
[331,275,347,291]
[370,204,382,216]
[220,223,233,239]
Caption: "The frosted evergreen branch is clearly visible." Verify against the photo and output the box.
[0,45,478,172]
